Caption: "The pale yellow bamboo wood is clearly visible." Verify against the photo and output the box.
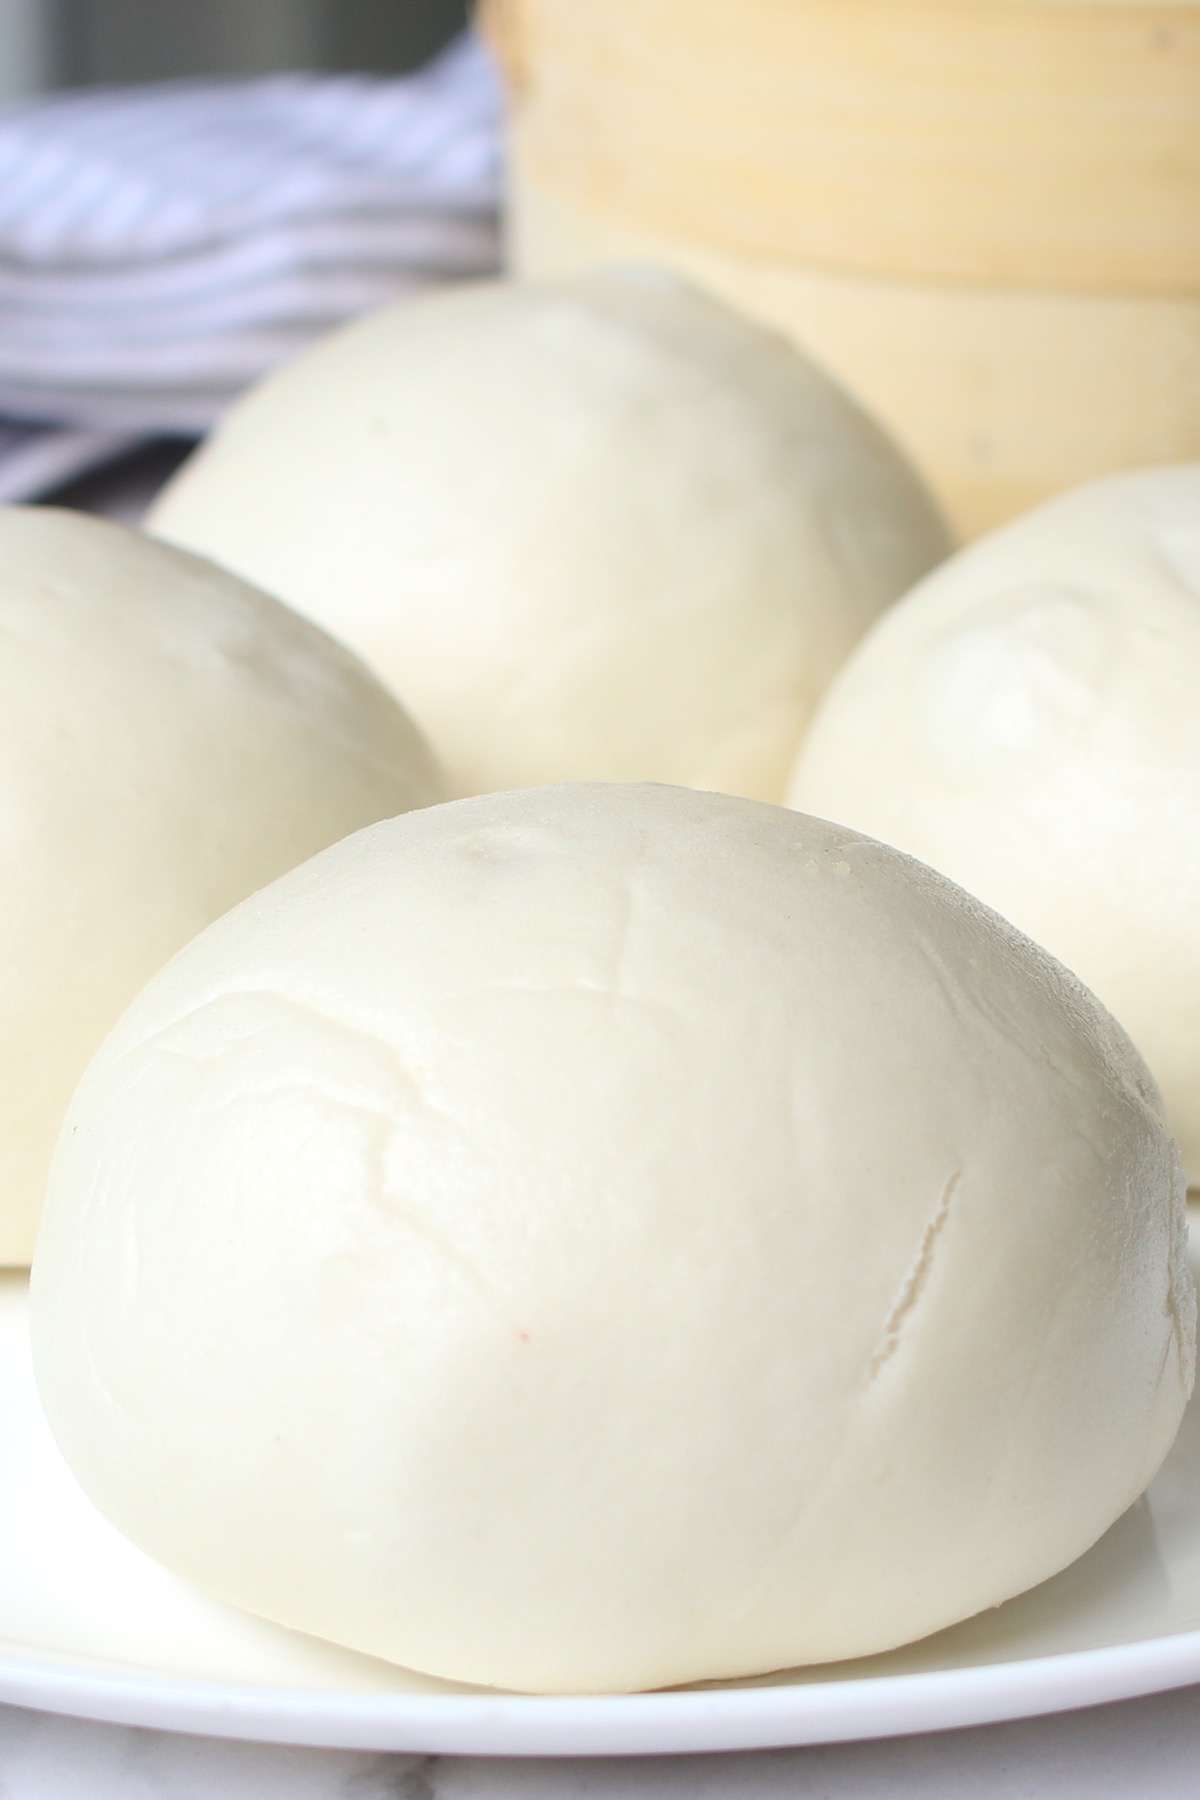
[511,174,1200,541]
[498,0,1200,294]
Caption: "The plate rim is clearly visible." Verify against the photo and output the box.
[3,1626,1200,1755]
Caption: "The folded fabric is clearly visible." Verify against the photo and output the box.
[0,32,503,502]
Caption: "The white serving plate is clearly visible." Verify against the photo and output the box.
[4,1241,1200,1758]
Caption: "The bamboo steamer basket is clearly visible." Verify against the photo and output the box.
[485,0,1200,540]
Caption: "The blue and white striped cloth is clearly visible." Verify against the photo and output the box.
[0,32,503,504]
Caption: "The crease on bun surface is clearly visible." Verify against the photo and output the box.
[147,265,951,802]
[0,504,440,1267]
[788,464,1200,1184]
[30,783,1193,1694]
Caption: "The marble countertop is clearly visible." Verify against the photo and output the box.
[4,1686,1200,1800]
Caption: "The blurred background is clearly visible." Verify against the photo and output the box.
[4,0,1194,535]
[0,0,471,98]
[0,0,498,515]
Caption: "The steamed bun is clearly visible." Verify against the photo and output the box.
[31,784,1191,1693]
[148,267,950,801]
[0,505,439,1265]
[788,465,1200,1181]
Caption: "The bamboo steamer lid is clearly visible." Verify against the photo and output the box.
[510,180,1200,542]
[489,0,1200,538]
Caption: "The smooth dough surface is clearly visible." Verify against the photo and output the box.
[0,506,439,1266]
[30,784,1192,1694]
[788,464,1200,1182]
[147,266,951,801]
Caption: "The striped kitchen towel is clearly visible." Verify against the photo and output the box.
[0,31,502,504]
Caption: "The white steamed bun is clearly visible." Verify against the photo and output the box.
[147,266,950,801]
[30,784,1192,1693]
[789,465,1200,1181]
[0,505,439,1265]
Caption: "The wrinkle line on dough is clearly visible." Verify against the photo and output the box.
[869,1169,962,1380]
[142,1004,510,1317]
[349,1107,512,1319]
[137,988,465,1131]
